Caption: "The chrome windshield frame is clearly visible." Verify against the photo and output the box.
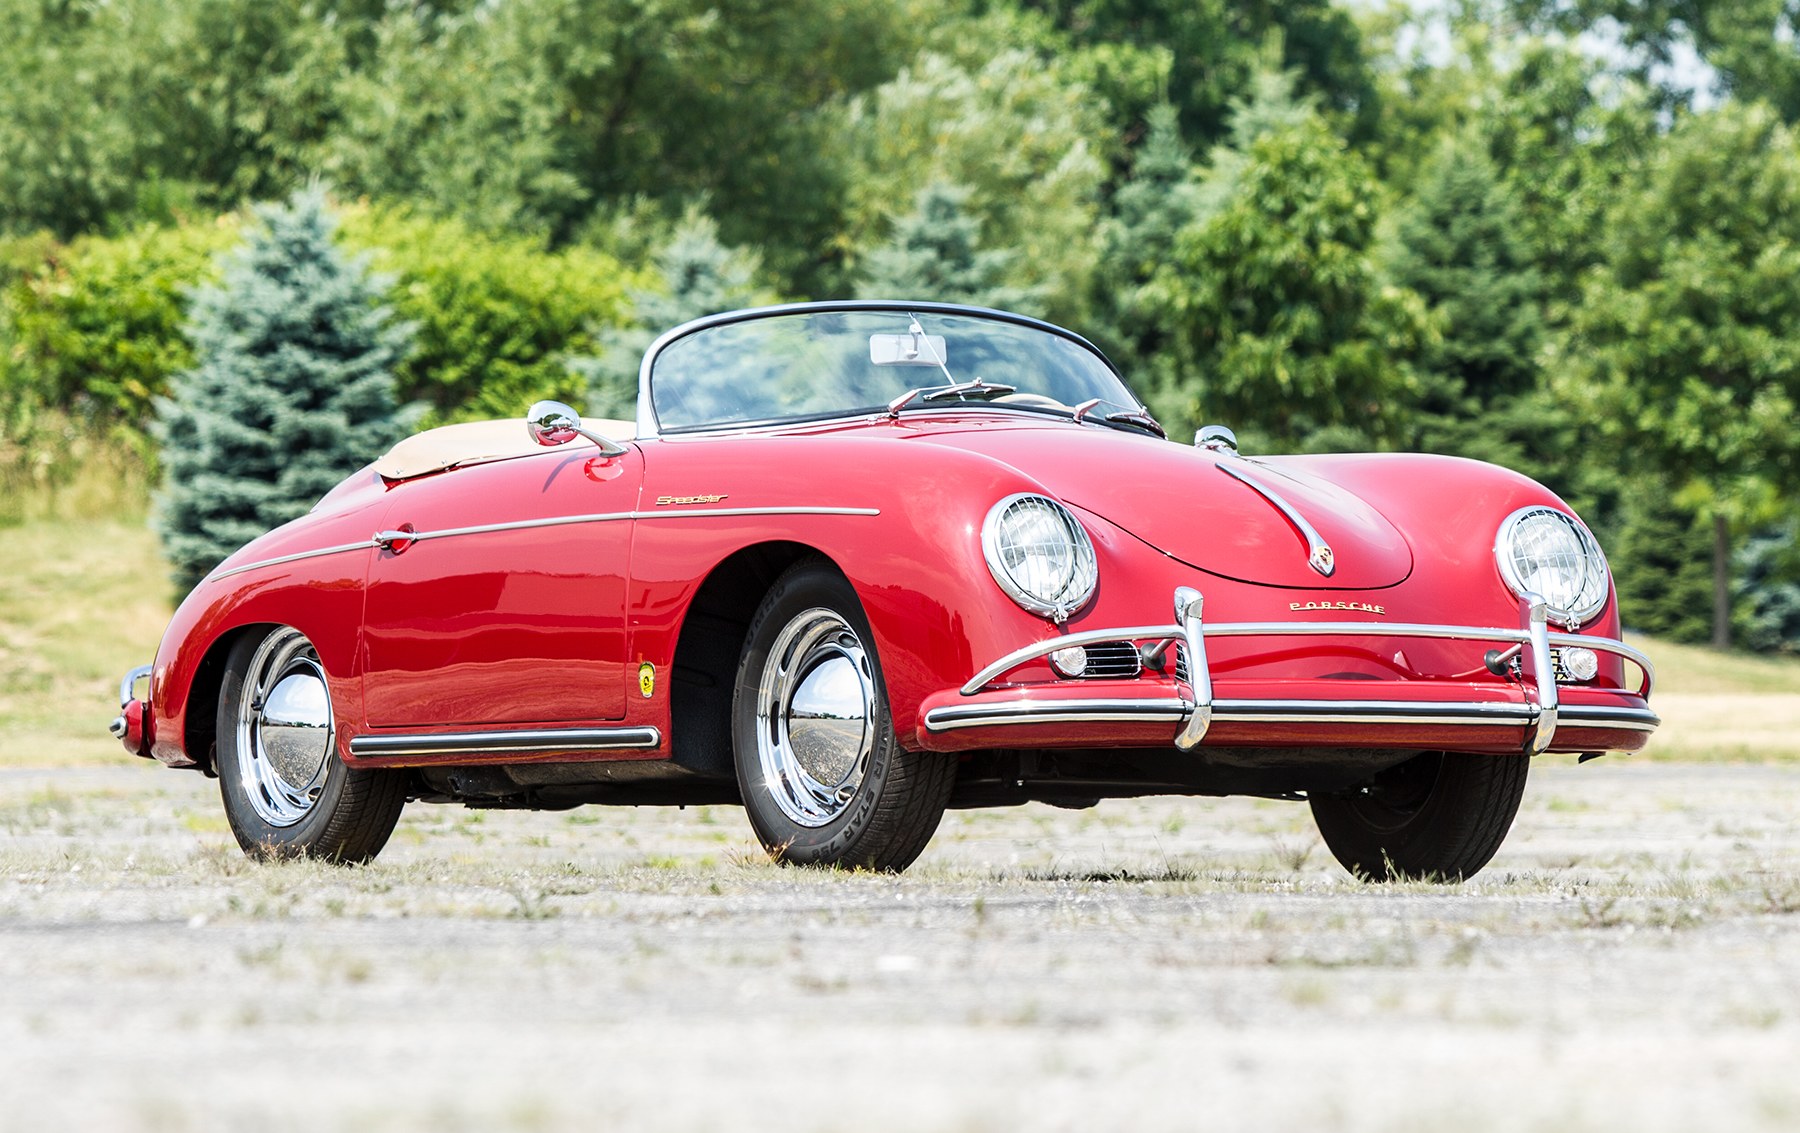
[634,300,1131,441]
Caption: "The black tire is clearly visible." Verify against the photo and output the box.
[731,561,953,872]
[216,626,407,863]
[1309,751,1529,881]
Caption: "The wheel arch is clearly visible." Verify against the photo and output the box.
[179,621,277,776]
[667,540,842,780]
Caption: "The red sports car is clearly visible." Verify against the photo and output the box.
[113,301,1657,879]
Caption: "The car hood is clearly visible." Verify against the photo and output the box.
[909,421,1414,590]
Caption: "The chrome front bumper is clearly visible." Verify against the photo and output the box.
[925,589,1657,754]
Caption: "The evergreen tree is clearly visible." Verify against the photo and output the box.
[855,181,1045,313]
[1735,521,1800,654]
[572,209,767,420]
[1610,483,1716,643]
[155,189,412,594]
[1386,131,1546,466]
[1095,102,1201,378]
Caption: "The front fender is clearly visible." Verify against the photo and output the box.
[147,510,377,768]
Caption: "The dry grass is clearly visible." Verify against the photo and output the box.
[0,519,173,766]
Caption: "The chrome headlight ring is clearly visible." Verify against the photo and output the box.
[981,493,1098,623]
[1494,506,1610,630]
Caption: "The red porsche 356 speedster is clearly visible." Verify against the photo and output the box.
[113,301,1657,879]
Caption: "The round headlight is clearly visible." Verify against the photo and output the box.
[1494,506,1610,628]
[982,494,1098,622]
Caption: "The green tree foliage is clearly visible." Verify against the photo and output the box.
[0,0,375,237]
[1020,0,1379,143]
[1512,0,1800,120]
[1735,521,1800,654]
[1610,481,1715,642]
[1482,45,1657,303]
[340,207,638,423]
[1385,131,1545,465]
[836,40,1110,320]
[1552,102,1800,645]
[318,0,925,292]
[1090,102,1200,383]
[572,211,770,420]
[1,222,241,424]
[856,181,1044,312]
[1,204,638,438]
[155,190,411,593]
[1150,96,1427,446]
[0,0,147,236]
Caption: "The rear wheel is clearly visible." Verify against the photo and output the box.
[731,562,953,872]
[1309,751,1528,881]
[216,626,406,863]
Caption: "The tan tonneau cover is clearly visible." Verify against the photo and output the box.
[373,418,638,481]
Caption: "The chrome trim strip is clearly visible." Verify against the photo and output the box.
[1212,699,1534,725]
[1556,705,1662,732]
[118,664,153,708]
[349,726,662,758]
[1200,620,1530,641]
[210,540,375,581]
[1216,462,1336,577]
[926,697,1538,735]
[375,506,881,548]
[214,507,880,579]
[924,698,1190,733]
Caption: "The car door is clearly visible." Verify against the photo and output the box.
[360,446,642,728]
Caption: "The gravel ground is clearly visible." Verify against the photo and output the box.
[2,759,1798,1132]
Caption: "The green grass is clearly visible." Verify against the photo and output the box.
[4,496,1800,768]
[1631,634,1800,695]
[0,513,172,767]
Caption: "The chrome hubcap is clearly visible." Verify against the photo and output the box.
[235,628,334,828]
[755,608,877,828]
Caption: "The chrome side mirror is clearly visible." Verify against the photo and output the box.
[527,400,581,446]
[526,400,627,456]
[1196,424,1238,454]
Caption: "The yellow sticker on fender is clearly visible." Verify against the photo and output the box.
[638,662,655,698]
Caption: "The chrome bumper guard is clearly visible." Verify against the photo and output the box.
[942,589,1657,755]
[109,664,154,740]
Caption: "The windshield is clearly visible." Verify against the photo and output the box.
[647,307,1145,433]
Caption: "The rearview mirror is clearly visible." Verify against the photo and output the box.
[870,332,948,366]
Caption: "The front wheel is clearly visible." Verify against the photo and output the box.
[216,626,407,863]
[1309,751,1528,881]
[732,562,953,872]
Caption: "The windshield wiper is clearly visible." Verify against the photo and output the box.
[888,377,1018,416]
[1100,409,1166,438]
[1071,398,1166,438]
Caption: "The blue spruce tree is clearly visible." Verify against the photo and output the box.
[572,209,766,420]
[155,189,412,594]
[856,181,1044,314]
